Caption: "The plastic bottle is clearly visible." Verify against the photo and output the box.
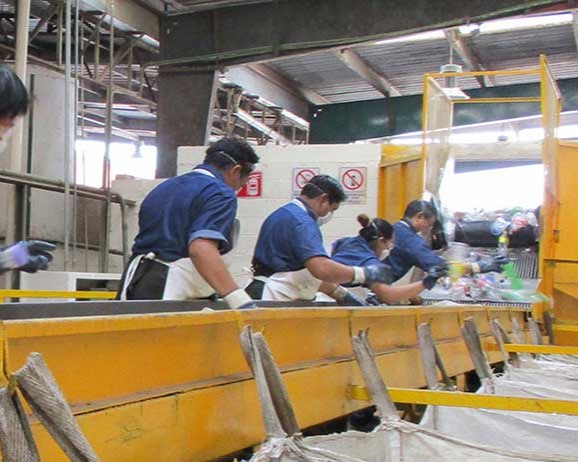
[498,230,509,257]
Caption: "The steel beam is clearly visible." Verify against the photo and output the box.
[334,48,400,97]
[445,28,496,87]
[157,70,217,177]
[248,62,331,105]
[158,0,564,67]
[82,0,160,39]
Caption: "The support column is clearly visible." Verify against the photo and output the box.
[156,70,217,178]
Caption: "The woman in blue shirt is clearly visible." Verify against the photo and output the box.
[321,214,445,304]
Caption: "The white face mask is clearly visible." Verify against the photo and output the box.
[0,126,11,154]
[379,249,390,260]
[317,211,333,227]
[0,125,12,141]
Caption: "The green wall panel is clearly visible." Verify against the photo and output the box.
[309,78,578,144]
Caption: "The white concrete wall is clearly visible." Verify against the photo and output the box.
[177,144,381,286]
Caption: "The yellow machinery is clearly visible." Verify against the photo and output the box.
[2,57,577,461]
[379,56,578,339]
[1,305,525,461]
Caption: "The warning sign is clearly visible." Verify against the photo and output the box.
[339,166,367,204]
[237,171,262,198]
[292,167,320,197]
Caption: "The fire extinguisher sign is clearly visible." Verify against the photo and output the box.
[237,171,263,198]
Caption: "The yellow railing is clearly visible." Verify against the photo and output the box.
[0,289,117,303]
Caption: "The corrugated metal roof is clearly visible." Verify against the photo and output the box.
[266,16,578,105]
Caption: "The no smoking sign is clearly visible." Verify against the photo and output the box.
[292,167,320,196]
[339,166,367,204]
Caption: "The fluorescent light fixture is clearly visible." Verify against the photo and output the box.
[373,29,445,46]
[480,13,572,34]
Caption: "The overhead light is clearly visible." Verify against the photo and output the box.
[374,29,445,46]
[479,12,572,34]
[440,63,470,100]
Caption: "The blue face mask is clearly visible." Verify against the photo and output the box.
[317,211,333,227]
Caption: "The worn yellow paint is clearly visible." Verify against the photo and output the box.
[0,305,527,460]
[486,343,578,355]
[378,145,422,222]
[347,386,578,416]
[0,289,116,302]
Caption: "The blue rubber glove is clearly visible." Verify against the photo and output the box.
[422,265,448,290]
[477,254,508,273]
[337,290,368,306]
[358,264,395,285]
[239,301,257,309]
[365,292,381,306]
[0,240,55,273]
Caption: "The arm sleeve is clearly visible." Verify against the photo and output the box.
[291,222,329,264]
[188,190,237,252]
[405,233,446,271]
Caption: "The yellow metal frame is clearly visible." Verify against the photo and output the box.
[419,57,562,323]
[486,343,578,355]
[0,289,116,303]
[348,386,578,416]
[0,305,528,461]
[378,145,422,220]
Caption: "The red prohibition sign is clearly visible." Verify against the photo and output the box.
[341,168,364,191]
[295,169,317,189]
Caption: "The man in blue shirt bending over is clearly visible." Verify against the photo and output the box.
[117,137,259,310]
[245,175,392,304]
[386,199,506,282]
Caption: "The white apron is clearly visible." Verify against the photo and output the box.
[257,198,322,301]
[261,267,322,301]
[120,168,240,301]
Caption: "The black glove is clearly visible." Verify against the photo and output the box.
[0,240,55,273]
[337,290,368,307]
[477,254,508,273]
[362,264,395,285]
[422,265,448,290]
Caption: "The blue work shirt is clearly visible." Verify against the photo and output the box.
[132,164,237,262]
[331,236,382,267]
[385,219,445,281]
[252,198,328,273]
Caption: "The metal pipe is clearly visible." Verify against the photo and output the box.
[3,0,31,289]
[100,0,114,272]
[56,4,63,66]
[64,0,72,270]
[0,169,135,206]
[72,0,81,269]
[94,25,100,79]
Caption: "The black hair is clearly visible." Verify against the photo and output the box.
[0,64,29,119]
[301,174,346,204]
[357,214,393,242]
[204,137,260,176]
[403,199,437,220]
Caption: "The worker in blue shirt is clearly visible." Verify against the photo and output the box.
[385,199,506,282]
[117,137,259,309]
[0,65,55,274]
[320,214,446,304]
[245,175,391,304]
